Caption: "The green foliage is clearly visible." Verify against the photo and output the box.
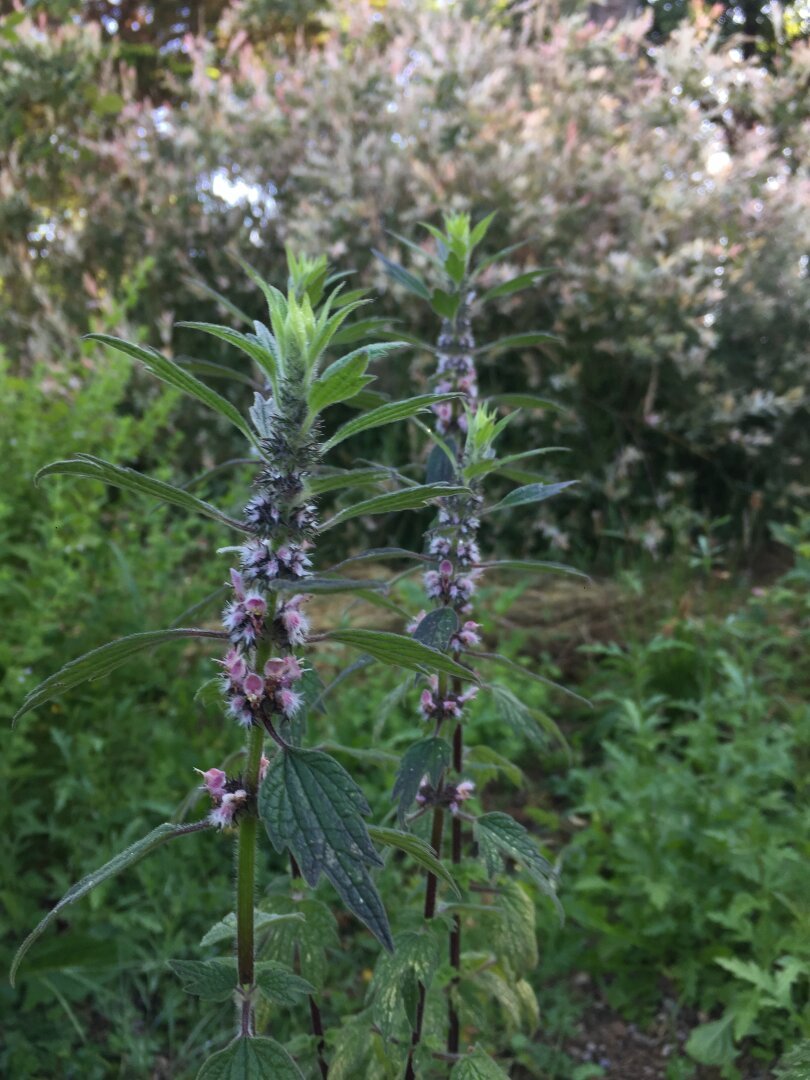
[196,1037,303,1079]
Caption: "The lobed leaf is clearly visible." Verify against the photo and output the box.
[197,1037,303,1079]
[259,748,393,951]
[169,958,237,1001]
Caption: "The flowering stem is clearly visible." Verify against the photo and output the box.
[236,724,264,1036]
[448,718,463,1055]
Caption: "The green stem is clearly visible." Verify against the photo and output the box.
[236,724,264,1036]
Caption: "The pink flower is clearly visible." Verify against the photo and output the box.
[278,687,302,717]
[209,789,247,829]
[243,672,265,702]
[420,689,436,717]
[220,648,247,684]
[259,756,270,781]
[196,767,227,799]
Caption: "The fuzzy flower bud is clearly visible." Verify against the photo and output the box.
[196,767,227,800]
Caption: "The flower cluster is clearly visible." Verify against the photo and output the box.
[419,675,478,722]
[433,294,478,436]
[424,558,481,612]
[197,759,270,829]
[221,649,305,729]
[415,776,476,815]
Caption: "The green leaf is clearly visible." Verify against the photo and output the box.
[308,352,376,418]
[465,745,524,788]
[470,212,497,249]
[35,455,248,533]
[11,821,209,985]
[183,276,252,326]
[464,447,568,481]
[476,812,562,918]
[486,392,566,412]
[13,627,224,725]
[200,911,304,949]
[175,321,277,384]
[371,930,440,1037]
[685,1013,736,1067]
[94,91,125,116]
[331,316,389,346]
[489,683,566,750]
[323,393,463,452]
[480,559,589,582]
[450,1050,510,1079]
[86,334,256,445]
[260,897,338,989]
[413,607,459,651]
[272,576,387,595]
[327,628,474,682]
[169,958,237,1001]
[259,748,393,951]
[368,826,460,897]
[480,270,552,303]
[197,1036,303,1079]
[325,547,428,573]
[487,480,577,513]
[307,467,388,495]
[392,737,451,822]
[372,249,431,299]
[426,440,459,484]
[176,357,258,387]
[254,961,314,1006]
[481,332,561,356]
[431,288,462,320]
[480,652,591,708]
[322,483,467,531]
[493,880,538,971]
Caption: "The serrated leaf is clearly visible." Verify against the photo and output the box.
[493,880,538,971]
[368,826,460,897]
[11,821,209,985]
[323,394,463,452]
[329,1018,383,1080]
[86,334,256,445]
[13,627,224,724]
[169,958,237,1001]
[200,911,304,949]
[36,455,248,533]
[321,483,468,531]
[685,1013,736,1067]
[197,1036,303,1079]
[371,930,440,1037]
[475,968,523,1029]
[260,897,337,989]
[255,961,314,1005]
[412,607,459,651]
[372,249,431,299]
[450,1050,510,1079]
[392,737,451,822]
[488,683,566,750]
[480,559,589,582]
[480,270,552,303]
[327,628,474,682]
[486,480,577,513]
[259,748,393,950]
[476,813,562,919]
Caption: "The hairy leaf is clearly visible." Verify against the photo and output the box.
[464,447,568,481]
[323,393,462,451]
[307,467,388,495]
[197,1037,303,1079]
[259,897,338,989]
[372,249,431,300]
[271,576,386,595]
[175,321,277,387]
[412,607,459,651]
[426,440,458,484]
[371,929,440,1037]
[476,812,562,918]
[321,483,467,531]
[327,628,474,682]
[486,480,577,513]
[13,628,225,724]
[488,683,566,750]
[169,958,237,1001]
[308,352,376,418]
[391,737,451,822]
[450,1050,510,1079]
[259,748,393,951]
[254,961,314,1006]
[36,455,248,532]
[369,826,460,897]
[86,334,255,445]
[11,821,209,985]
[200,911,304,949]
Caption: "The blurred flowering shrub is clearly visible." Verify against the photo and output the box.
[1,1,807,553]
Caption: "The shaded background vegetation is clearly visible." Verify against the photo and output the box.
[1,1,808,1077]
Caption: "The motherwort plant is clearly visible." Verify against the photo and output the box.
[10,252,477,1077]
[364,214,587,1076]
